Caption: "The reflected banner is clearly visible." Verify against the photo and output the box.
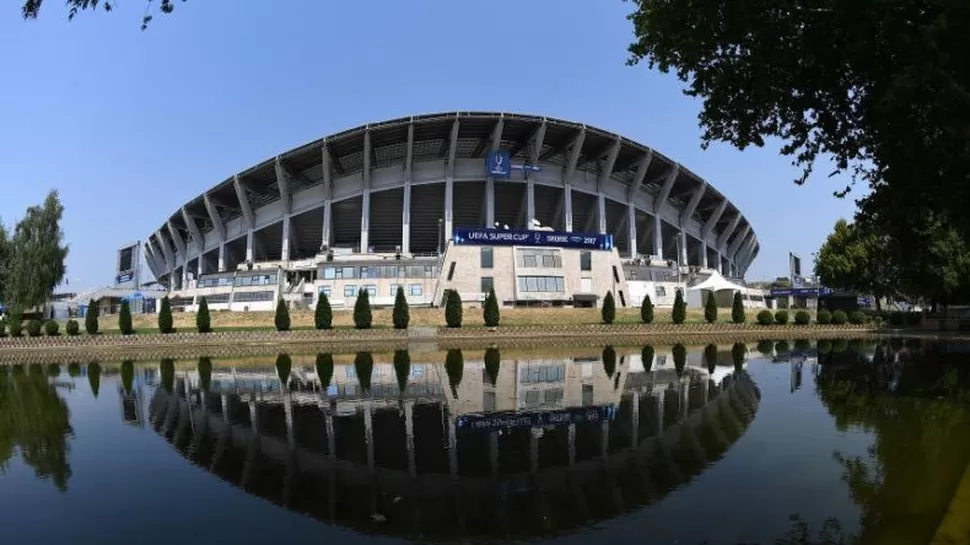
[453,227,614,250]
[456,405,616,432]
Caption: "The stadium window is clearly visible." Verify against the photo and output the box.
[655,286,667,298]
[344,285,357,297]
[360,266,372,279]
[320,286,332,296]
[480,277,494,294]
[342,266,356,279]
[516,276,566,293]
[447,262,456,281]
[612,266,620,283]
[580,251,592,271]
[409,284,423,296]
[322,267,336,280]
[363,285,377,297]
[481,247,493,269]
[390,284,401,296]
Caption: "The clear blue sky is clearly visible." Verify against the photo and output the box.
[0,0,859,291]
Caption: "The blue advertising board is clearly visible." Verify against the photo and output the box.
[485,150,511,179]
[453,226,613,250]
[456,405,616,432]
[770,287,833,297]
[116,272,134,284]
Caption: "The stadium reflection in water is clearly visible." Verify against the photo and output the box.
[140,348,759,541]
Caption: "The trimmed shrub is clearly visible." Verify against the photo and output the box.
[774,310,789,325]
[354,290,373,330]
[817,309,832,325]
[8,311,22,338]
[704,292,718,324]
[158,296,174,334]
[275,298,291,331]
[756,310,774,326]
[393,350,411,393]
[445,290,463,328]
[66,319,79,336]
[831,309,848,325]
[732,291,746,324]
[794,310,811,325]
[849,310,866,325]
[119,300,134,335]
[672,289,687,324]
[445,349,464,396]
[640,294,654,324]
[704,343,718,373]
[483,287,500,327]
[484,347,501,385]
[817,339,833,354]
[44,320,59,336]
[642,345,655,372]
[602,345,617,377]
[757,340,774,355]
[315,292,333,330]
[392,286,410,329]
[732,343,746,370]
[85,300,99,335]
[673,344,687,376]
[27,320,42,337]
[196,297,211,333]
[316,353,335,390]
[601,291,616,325]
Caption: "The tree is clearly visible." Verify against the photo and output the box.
[315,353,334,390]
[87,362,101,398]
[0,221,9,303]
[602,345,617,378]
[484,347,501,385]
[626,0,970,246]
[276,354,292,388]
[158,296,173,334]
[704,291,718,323]
[704,344,718,374]
[642,345,655,372]
[118,300,133,335]
[160,359,174,394]
[354,352,374,392]
[274,298,290,331]
[84,299,98,335]
[392,286,409,329]
[732,343,747,372]
[602,291,616,325]
[483,287,500,327]
[22,0,180,30]
[393,350,411,394]
[196,297,211,333]
[672,344,686,377]
[444,289,462,328]
[197,357,212,393]
[672,288,686,324]
[354,290,373,329]
[120,360,134,395]
[3,191,68,310]
[730,292,745,324]
[640,294,654,324]
[815,219,895,311]
[315,292,332,330]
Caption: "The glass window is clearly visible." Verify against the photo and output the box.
[656,286,667,297]
[526,277,538,292]
[580,251,592,271]
[523,254,537,268]
[409,284,423,296]
[342,266,356,279]
[363,285,377,297]
[424,265,434,277]
[360,266,372,279]
[447,262,456,281]
[320,286,332,296]
[517,276,566,293]
[390,284,402,296]
[481,247,493,268]
[344,285,357,297]
[322,267,336,280]
[481,276,494,294]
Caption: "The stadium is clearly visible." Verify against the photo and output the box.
[135,112,760,312]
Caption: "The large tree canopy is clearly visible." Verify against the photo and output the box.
[22,0,181,28]
[4,191,69,311]
[627,0,970,236]
[814,219,895,310]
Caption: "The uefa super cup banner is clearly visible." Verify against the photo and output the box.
[453,226,614,250]
[455,405,616,432]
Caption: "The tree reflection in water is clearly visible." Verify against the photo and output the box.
[0,364,73,491]
[814,340,970,545]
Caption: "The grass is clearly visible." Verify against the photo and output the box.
[76,306,749,334]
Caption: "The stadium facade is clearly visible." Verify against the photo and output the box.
[141,112,759,312]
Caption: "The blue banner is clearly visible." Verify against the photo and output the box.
[485,150,511,178]
[116,272,134,284]
[770,287,833,297]
[453,227,613,250]
[456,405,616,432]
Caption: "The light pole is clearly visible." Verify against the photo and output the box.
[437,218,443,256]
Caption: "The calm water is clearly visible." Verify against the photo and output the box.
[2,339,970,545]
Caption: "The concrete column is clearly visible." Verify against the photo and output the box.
[182,266,189,292]
[485,178,495,227]
[360,191,370,253]
[217,244,226,272]
[444,177,454,243]
[245,230,254,263]
[679,230,689,266]
[680,380,689,422]
[221,393,229,420]
[281,215,291,262]
[402,181,411,254]
[526,177,536,229]
[653,215,663,260]
[196,253,204,278]
[597,193,607,235]
[249,400,258,434]
[700,243,709,269]
[564,185,573,232]
[627,202,637,259]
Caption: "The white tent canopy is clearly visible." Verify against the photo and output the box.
[687,270,748,293]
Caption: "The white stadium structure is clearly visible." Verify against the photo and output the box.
[134,112,762,312]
